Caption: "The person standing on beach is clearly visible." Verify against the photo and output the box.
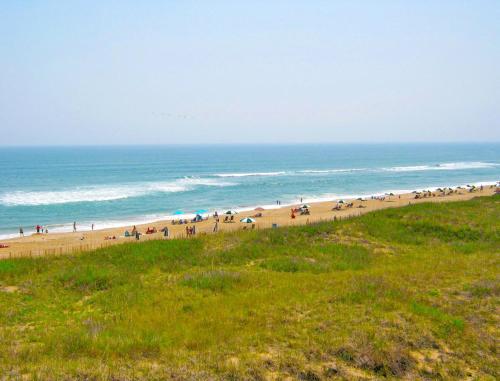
[91,223,94,231]
[163,226,169,238]
[73,221,76,232]
[213,221,218,232]
[19,227,24,237]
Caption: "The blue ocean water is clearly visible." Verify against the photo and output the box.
[0,144,498,238]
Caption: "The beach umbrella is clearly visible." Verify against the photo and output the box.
[338,200,345,204]
[173,210,184,215]
[254,207,265,211]
[225,210,238,215]
[301,204,310,208]
[240,217,255,223]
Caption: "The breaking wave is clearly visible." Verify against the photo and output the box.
[215,162,498,177]
[383,162,498,172]
[0,178,235,206]
[298,168,366,174]
[215,171,287,178]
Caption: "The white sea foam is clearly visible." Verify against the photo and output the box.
[215,171,287,178]
[383,162,498,172]
[214,162,498,177]
[293,180,499,205]
[216,168,364,177]
[0,178,235,206]
[298,168,366,174]
[1,180,497,241]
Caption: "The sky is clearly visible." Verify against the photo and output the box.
[0,1,499,145]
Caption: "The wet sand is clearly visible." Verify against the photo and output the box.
[0,185,497,259]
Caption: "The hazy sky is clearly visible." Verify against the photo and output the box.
[1,1,499,145]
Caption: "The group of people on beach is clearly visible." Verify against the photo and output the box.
[24,225,48,236]
[18,220,95,237]
[126,225,170,240]
[11,184,497,242]
[185,225,196,236]
[290,206,310,219]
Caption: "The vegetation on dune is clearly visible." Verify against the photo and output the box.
[0,196,499,380]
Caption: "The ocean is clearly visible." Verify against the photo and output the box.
[0,144,498,239]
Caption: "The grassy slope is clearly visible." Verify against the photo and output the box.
[0,196,498,380]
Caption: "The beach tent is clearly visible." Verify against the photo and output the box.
[193,214,203,222]
[240,217,255,223]
[225,210,238,215]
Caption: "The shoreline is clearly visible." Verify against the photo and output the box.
[0,183,497,259]
[1,179,497,241]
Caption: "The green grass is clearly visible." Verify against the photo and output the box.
[0,195,499,380]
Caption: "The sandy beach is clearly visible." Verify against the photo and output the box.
[0,184,497,259]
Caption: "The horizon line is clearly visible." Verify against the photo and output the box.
[2,141,500,148]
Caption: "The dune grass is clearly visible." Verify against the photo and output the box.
[0,195,498,380]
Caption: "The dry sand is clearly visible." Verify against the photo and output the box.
[0,185,497,259]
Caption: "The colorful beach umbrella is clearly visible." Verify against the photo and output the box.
[254,207,265,211]
[240,217,255,223]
